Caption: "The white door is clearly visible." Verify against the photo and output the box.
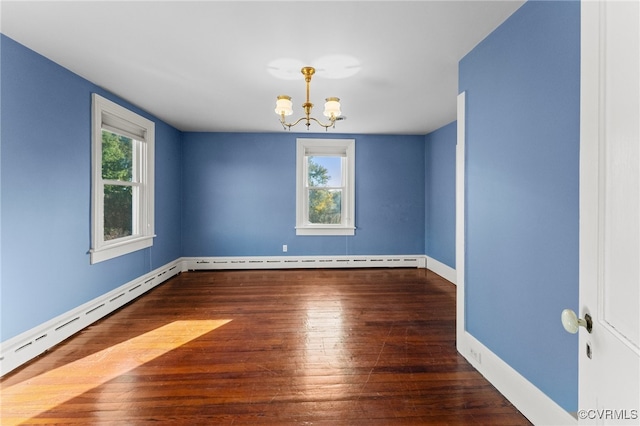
[577,1,640,424]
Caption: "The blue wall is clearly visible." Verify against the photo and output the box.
[182,132,426,257]
[425,121,456,268]
[459,0,580,411]
[0,35,183,341]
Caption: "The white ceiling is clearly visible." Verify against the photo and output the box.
[1,1,524,135]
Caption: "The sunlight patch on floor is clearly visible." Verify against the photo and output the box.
[0,320,231,425]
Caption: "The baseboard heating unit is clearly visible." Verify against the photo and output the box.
[183,255,426,271]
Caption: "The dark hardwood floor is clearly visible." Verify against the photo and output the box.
[1,268,531,425]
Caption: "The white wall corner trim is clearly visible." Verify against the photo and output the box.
[455,91,467,349]
[0,259,182,376]
[458,331,577,425]
[425,256,456,284]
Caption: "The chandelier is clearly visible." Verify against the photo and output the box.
[274,66,342,131]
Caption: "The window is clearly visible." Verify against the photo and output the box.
[91,94,155,263]
[296,138,355,235]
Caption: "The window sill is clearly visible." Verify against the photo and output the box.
[90,235,155,264]
[295,226,355,236]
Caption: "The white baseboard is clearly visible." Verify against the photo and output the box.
[458,331,577,426]
[0,259,182,377]
[182,254,427,270]
[425,256,457,284]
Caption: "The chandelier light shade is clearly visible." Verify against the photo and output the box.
[274,66,343,130]
[323,97,341,118]
[275,95,293,116]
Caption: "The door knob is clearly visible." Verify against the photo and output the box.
[561,309,592,334]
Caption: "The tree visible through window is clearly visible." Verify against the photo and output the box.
[307,156,342,224]
[101,131,134,240]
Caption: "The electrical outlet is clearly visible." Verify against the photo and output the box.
[469,347,482,364]
[282,244,288,253]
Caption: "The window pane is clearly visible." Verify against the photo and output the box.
[104,184,133,240]
[308,156,342,187]
[102,130,133,181]
[309,188,342,224]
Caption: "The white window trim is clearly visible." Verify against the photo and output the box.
[90,94,155,264]
[296,138,355,236]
